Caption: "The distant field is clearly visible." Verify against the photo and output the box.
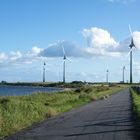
[0,81,134,88]
[0,84,125,138]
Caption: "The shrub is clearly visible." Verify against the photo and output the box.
[44,102,50,106]
[96,86,109,92]
[46,108,57,118]
[105,95,110,98]
[75,88,82,93]
[90,96,97,101]
[84,87,93,94]
[75,86,93,94]
[99,96,106,100]
[109,83,117,87]
[0,98,10,104]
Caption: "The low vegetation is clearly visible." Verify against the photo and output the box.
[131,87,140,137]
[0,84,124,138]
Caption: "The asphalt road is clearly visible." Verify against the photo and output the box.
[4,88,136,140]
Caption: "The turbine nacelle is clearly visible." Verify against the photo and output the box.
[129,38,135,48]
[129,24,135,48]
[63,55,66,60]
[123,66,126,70]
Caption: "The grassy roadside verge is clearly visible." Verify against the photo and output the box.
[131,88,140,138]
[0,85,124,138]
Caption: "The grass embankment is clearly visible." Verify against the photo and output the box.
[0,85,124,138]
[131,88,140,137]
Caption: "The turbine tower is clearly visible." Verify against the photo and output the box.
[122,66,125,83]
[63,52,66,83]
[129,25,135,84]
[106,69,109,83]
[43,62,46,82]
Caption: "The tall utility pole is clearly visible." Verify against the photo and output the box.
[43,62,46,82]
[123,66,125,83]
[106,69,109,83]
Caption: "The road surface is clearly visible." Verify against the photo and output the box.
[4,88,136,140]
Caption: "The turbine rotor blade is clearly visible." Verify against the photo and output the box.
[126,47,134,58]
[58,40,66,56]
[129,24,133,37]
[66,57,72,62]
[61,42,66,56]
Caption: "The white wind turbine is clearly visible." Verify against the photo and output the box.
[60,41,71,83]
[128,25,135,84]
[43,62,46,82]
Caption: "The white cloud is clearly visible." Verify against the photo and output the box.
[34,27,140,58]
[119,31,140,52]
[40,27,129,58]
[0,46,44,67]
[9,51,22,61]
[82,27,122,57]
[133,31,140,50]
[0,53,7,63]
[82,27,118,48]
[1,27,140,67]
[82,27,140,57]
[29,46,43,56]
[41,41,88,58]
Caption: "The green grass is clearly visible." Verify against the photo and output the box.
[0,85,124,138]
[131,88,140,126]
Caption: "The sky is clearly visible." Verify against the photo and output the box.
[0,0,140,83]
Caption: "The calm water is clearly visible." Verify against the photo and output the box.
[0,85,63,96]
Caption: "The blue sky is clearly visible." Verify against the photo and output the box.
[0,0,140,83]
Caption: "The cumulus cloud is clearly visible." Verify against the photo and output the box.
[1,27,140,67]
[82,27,122,57]
[82,27,140,57]
[40,27,132,58]
[28,46,43,56]
[43,27,140,58]
[0,46,44,66]
[118,31,140,52]
[82,27,118,48]
[0,53,7,63]
[133,31,140,49]
[41,41,89,58]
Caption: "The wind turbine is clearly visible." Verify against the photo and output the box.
[60,41,71,83]
[129,25,135,84]
[106,69,109,83]
[43,62,46,82]
[122,66,125,83]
